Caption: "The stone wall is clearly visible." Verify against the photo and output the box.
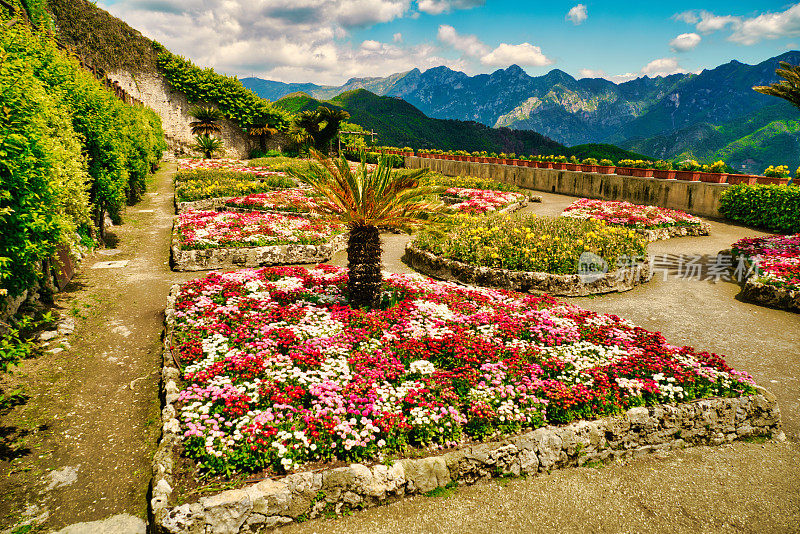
[108,71,260,159]
[634,222,711,242]
[407,157,730,219]
[740,279,800,313]
[404,243,651,296]
[152,289,782,533]
[171,230,348,271]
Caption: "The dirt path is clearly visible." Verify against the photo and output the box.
[0,163,195,532]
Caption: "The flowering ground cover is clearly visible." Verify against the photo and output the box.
[176,210,344,250]
[174,169,297,203]
[413,214,646,273]
[224,189,323,214]
[561,199,703,229]
[442,188,526,214]
[172,265,755,476]
[732,233,800,291]
[178,158,293,178]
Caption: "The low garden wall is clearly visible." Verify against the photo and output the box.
[404,242,650,296]
[170,231,347,271]
[407,157,730,219]
[151,287,783,533]
[740,279,800,313]
[636,222,711,242]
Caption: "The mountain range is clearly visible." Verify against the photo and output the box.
[243,52,800,172]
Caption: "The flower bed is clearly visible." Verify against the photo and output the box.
[732,234,800,312]
[441,188,528,214]
[171,211,346,271]
[223,189,323,215]
[561,199,710,241]
[168,265,757,478]
[414,214,646,274]
[174,169,296,203]
[178,158,292,178]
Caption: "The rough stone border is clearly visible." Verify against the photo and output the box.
[170,224,347,271]
[403,242,651,296]
[441,195,532,215]
[739,278,800,313]
[151,288,782,533]
[634,222,711,242]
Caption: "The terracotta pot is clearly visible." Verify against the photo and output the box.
[523,160,534,167]
[553,163,567,170]
[653,169,676,179]
[631,168,654,177]
[596,165,615,175]
[700,172,727,183]
[616,167,633,176]
[543,161,555,169]
[565,163,579,171]
[511,159,521,166]
[675,170,701,181]
[756,176,790,185]
[581,164,597,173]
[726,174,758,185]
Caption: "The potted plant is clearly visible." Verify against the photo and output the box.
[628,160,654,177]
[759,165,791,185]
[566,155,580,171]
[596,158,615,174]
[580,157,598,173]
[675,160,702,181]
[539,155,553,169]
[700,160,729,183]
[616,159,636,176]
[553,155,568,170]
[402,146,414,157]
[653,160,676,179]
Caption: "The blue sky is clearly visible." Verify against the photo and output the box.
[99,0,800,84]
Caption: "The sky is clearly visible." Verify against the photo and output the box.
[97,0,800,85]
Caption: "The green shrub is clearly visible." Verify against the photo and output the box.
[414,214,646,274]
[155,50,289,133]
[247,157,311,174]
[342,151,404,168]
[419,173,521,193]
[719,184,800,233]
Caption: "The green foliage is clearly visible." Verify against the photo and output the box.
[763,165,790,178]
[192,134,224,159]
[419,172,521,193]
[189,105,224,136]
[719,184,800,233]
[156,51,290,133]
[0,17,164,295]
[247,156,311,174]
[342,150,404,168]
[753,61,800,110]
[174,169,296,202]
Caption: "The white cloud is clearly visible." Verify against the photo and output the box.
[417,0,484,15]
[673,11,699,25]
[437,24,490,57]
[674,10,741,32]
[669,32,701,52]
[729,4,800,45]
[393,32,403,43]
[641,57,687,77]
[578,68,606,78]
[566,4,587,25]
[97,0,464,84]
[480,43,553,67]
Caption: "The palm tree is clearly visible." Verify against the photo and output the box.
[288,150,443,309]
[248,121,278,154]
[316,106,350,152]
[753,61,800,109]
[192,134,224,158]
[189,105,224,136]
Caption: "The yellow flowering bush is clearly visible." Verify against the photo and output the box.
[414,214,647,274]
[418,172,522,193]
[763,165,790,178]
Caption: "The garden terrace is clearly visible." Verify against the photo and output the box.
[561,199,711,242]
[732,234,800,313]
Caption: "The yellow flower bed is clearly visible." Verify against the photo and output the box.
[414,214,647,274]
[175,169,296,202]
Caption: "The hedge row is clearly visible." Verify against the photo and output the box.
[155,49,290,133]
[342,151,405,168]
[0,12,165,297]
[719,184,800,234]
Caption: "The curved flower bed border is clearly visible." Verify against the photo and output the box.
[730,234,800,313]
[404,242,650,296]
[151,286,781,532]
[170,225,347,271]
[635,223,711,242]
[739,279,800,313]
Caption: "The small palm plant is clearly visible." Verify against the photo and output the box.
[289,150,443,309]
[192,134,223,158]
[189,105,224,136]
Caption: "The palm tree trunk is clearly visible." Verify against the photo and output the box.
[347,225,382,309]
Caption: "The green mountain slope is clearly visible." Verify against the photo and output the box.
[622,101,800,172]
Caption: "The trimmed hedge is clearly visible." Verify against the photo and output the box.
[719,184,800,234]
[1,11,165,297]
[342,151,404,168]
